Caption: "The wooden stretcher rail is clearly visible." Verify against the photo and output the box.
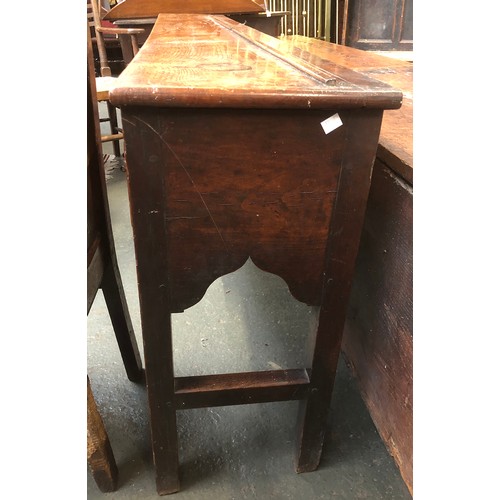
[174,369,311,409]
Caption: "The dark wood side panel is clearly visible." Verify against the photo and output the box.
[343,157,413,494]
[123,107,346,312]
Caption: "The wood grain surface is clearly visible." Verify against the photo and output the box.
[110,15,402,110]
[343,159,413,494]
[123,106,346,312]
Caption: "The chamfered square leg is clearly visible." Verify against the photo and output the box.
[142,312,180,495]
[295,311,342,472]
[295,110,385,472]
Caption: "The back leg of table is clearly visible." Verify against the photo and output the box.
[101,265,143,383]
[295,110,382,472]
[295,302,343,472]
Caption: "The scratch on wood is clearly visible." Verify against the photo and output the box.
[122,117,137,128]
[332,226,344,238]
[132,116,229,252]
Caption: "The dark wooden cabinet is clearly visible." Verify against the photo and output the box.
[343,0,413,51]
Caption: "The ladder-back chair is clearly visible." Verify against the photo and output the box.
[87,21,144,492]
[87,0,143,157]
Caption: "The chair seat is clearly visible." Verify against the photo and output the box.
[96,76,118,101]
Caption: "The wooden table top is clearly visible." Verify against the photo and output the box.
[110,14,402,111]
[109,14,410,183]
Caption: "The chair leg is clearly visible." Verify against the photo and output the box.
[106,101,122,157]
[101,264,143,383]
[87,377,119,492]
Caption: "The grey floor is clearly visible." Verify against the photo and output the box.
[87,113,412,499]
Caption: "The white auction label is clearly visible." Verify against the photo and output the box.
[320,113,343,134]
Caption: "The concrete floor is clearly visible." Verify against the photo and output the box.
[87,121,412,498]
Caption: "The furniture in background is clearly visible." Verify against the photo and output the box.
[109,14,402,495]
[88,0,144,157]
[103,0,266,18]
[339,0,413,52]
[342,52,413,495]
[87,23,144,492]
[87,377,119,492]
[103,0,287,41]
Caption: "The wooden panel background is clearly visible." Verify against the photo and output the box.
[343,0,413,51]
[343,157,413,494]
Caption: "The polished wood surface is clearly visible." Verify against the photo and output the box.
[104,0,266,20]
[110,15,402,110]
[111,14,402,495]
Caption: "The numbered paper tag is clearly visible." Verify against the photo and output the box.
[320,113,343,134]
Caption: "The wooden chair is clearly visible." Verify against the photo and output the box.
[87,0,143,157]
[87,22,144,492]
[87,376,119,492]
